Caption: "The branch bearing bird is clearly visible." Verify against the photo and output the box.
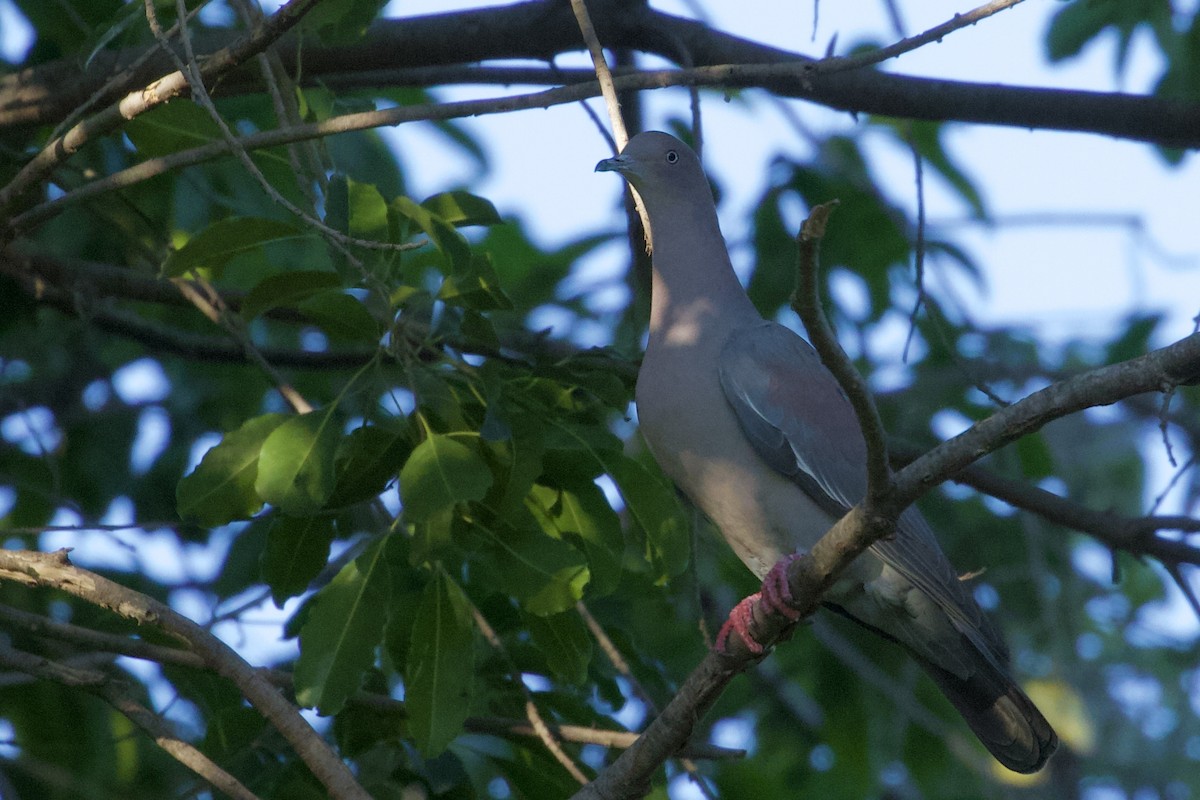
[596,131,1057,774]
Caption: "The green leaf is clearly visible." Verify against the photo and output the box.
[468,513,589,615]
[124,100,221,157]
[608,454,690,580]
[421,191,503,227]
[410,507,457,565]
[483,412,545,516]
[297,291,382,343]
[393,196,471,273]
[163,218,302,279]
[1015,433,1055,481]
[542,421,686,579]
[327,422,412,508]
[176,414,288,525]
[240,271,343,321]
[437,253,514,311]
[406,570,474,755]
[529,483,622,597]
[262,514,336,606]
[1045,0,1172,75]
[525,610,591,684]
[294,535,395,714]
[84,1,143,70]
[211,518,271,600]
[300,0,388,43]
[204,706,266,760]
[541,421,624,485]
[399,434,493,523]
[343,177,391,240]
[255,408,343,516]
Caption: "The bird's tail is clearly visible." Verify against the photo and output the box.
[917,655,1058,774]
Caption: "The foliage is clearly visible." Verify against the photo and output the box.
[1,1,1199,799]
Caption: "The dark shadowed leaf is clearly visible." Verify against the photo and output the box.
[262,514,336,605]
[162,218,301,278]
[525,609,592,684]
[422,190,503,227]
[406,570,474,755]
[294,534,396,714]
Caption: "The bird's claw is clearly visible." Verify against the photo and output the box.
[714,554,803,655]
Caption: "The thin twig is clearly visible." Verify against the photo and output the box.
[570,0,628,149]
[902,121,928,363]
[791,201,892,501]
[470,605,589,784]
[171,276,313,413]
[818,0,1026,76]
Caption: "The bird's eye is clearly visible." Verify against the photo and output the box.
[665,150,679,164]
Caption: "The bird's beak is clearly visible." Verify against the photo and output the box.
[594,154,630,173]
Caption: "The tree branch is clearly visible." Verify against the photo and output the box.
[0,642,263,800]
[0,548,372,800]
[0,600,742,762]
[792,200,892,501]
[5,2,1198,149]
[889,334,1200,514]
[890,444,1200,566]
[0,0,323,215]
[2,248,640,383]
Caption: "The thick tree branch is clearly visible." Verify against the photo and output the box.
[4,1,1198,150]
[0,549,372,800]
[0,0,323,215]
[890,445,1200,565]
[0,601,741,761]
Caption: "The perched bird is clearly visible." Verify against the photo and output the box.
[596,131,1057,774]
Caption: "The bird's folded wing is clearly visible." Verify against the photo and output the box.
[718,321,1005,662]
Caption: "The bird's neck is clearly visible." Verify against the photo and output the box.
[646,209,759,350]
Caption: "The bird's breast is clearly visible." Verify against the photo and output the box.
[636,335,833,578]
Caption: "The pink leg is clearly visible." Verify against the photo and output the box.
[714,554,803,655]
[715,592,764,655]
[761,554,803,622]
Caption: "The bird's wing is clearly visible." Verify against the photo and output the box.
[718,321,1003,661]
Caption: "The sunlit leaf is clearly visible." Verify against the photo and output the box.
[176,413,288,525]
[393,196,471,273]
[256,408,343,516]
[422,191,503,227]
[399,434,493,522]
[529,482,622,597]
[163,218,302,278]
